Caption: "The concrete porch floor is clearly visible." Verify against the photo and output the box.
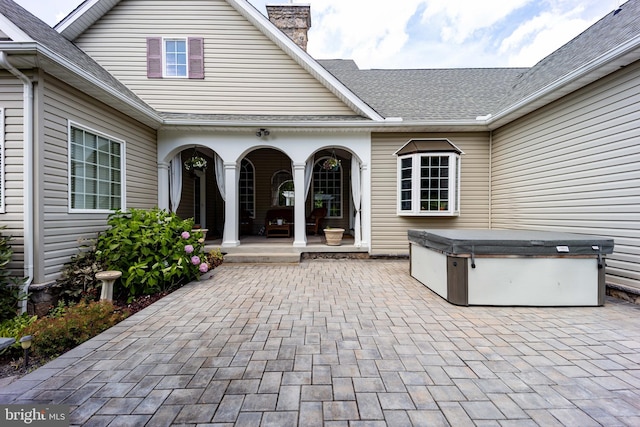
[206,234,370,263]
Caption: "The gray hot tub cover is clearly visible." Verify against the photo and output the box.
[408,229,614,256]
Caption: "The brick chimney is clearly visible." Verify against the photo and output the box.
[266,3,312,51]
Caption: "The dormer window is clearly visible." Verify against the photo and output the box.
[395,139,463,216]
[147,37,204,79]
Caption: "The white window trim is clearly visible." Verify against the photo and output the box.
[0,108,4,213]
[396,152,461,217]
[163,37,189,79]
[67,121,126,214]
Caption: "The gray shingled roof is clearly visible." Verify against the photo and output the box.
[2,0,638,127]
[319,0,640,122]
[502,0,640,109]
[0,0,154,118]
[319,60,527,120]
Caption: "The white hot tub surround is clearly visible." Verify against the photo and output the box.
[408,229,614,307]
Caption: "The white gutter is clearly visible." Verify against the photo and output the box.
[0,52,33,313]
[487,33,640,129]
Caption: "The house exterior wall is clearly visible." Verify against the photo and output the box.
[491,60,640,290]
[72,0,356,116]
[370,132,491,255]
[0,71,26,275]
[37,73,157,284]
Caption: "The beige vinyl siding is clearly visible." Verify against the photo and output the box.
[0,72,26,275]
[39,74,157,283]
[371,132,490,255]
[491,60,640,290]
[73,0,356,116]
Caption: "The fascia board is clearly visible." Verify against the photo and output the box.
[487,34,640,130]
[160,118,486,132]
[0,13,34,42]
[226,0,384,121]
[1,43,162,127]
[55,0,121,40]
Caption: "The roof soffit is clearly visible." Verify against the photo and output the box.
[55,0,121,39]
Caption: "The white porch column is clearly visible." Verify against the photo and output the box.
[157,161,170,211]
[292,161,307,247]
[360,162,371,248]
[222,162,240,247]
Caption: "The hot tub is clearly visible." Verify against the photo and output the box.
[408,229,614,306]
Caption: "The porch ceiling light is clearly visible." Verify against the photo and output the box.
[256,128,270,138]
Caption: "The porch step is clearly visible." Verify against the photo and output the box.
[223,252,301,264]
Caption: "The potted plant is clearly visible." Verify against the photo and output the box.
[324,226,345,246]
[184,155,207,172]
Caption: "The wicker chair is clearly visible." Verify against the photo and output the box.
[306,207,327,235]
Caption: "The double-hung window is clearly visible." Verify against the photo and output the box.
[69,123,124,212]
[395,139,462,216]
[147,37,204,79]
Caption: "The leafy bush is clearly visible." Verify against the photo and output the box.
[54,239,104,304]
[206,248,224,269]
[0,313,37,356]
[0,228,27,322]
[95,208,206,301]
[23,301,128,358]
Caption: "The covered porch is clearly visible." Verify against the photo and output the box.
[157,128,372,254]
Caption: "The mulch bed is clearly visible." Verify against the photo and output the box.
[0,291,170,380]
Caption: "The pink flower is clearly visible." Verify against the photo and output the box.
[199,263,209,273]
[191,256,201,265]
[181,231,190,239]
[184,245,194,254]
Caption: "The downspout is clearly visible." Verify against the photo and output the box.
[488,130,493,229]
[0,52,34,313]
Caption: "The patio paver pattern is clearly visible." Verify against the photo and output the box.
[1,259,640,426]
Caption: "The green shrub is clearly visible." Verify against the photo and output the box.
[95,208,206,301]
[0,313,37,356]
[24,301,128,359]
[0,228,28,322]
[53,239,104,304]
[206,248,224,269]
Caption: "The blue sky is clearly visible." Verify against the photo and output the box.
[14,0,622,69]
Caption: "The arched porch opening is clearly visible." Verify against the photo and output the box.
[167,146,224,240]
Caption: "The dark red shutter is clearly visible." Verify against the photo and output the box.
[188,37,204,79]
[147,37,162,78]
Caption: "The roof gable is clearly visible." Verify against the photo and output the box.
[57,0,383,121]
[0,0,160,127]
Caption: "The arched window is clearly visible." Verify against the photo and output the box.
[239,158,255,217]
[272,170,294,206]
[313,156,342,218]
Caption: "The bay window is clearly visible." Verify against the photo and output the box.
[395,139,462,216]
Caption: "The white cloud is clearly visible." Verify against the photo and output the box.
[306,0,425,68]
[14,0,618,69]
[302,0,612,69]
[419,0,532,44]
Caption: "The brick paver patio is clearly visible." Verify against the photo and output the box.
[1,259,639,426]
